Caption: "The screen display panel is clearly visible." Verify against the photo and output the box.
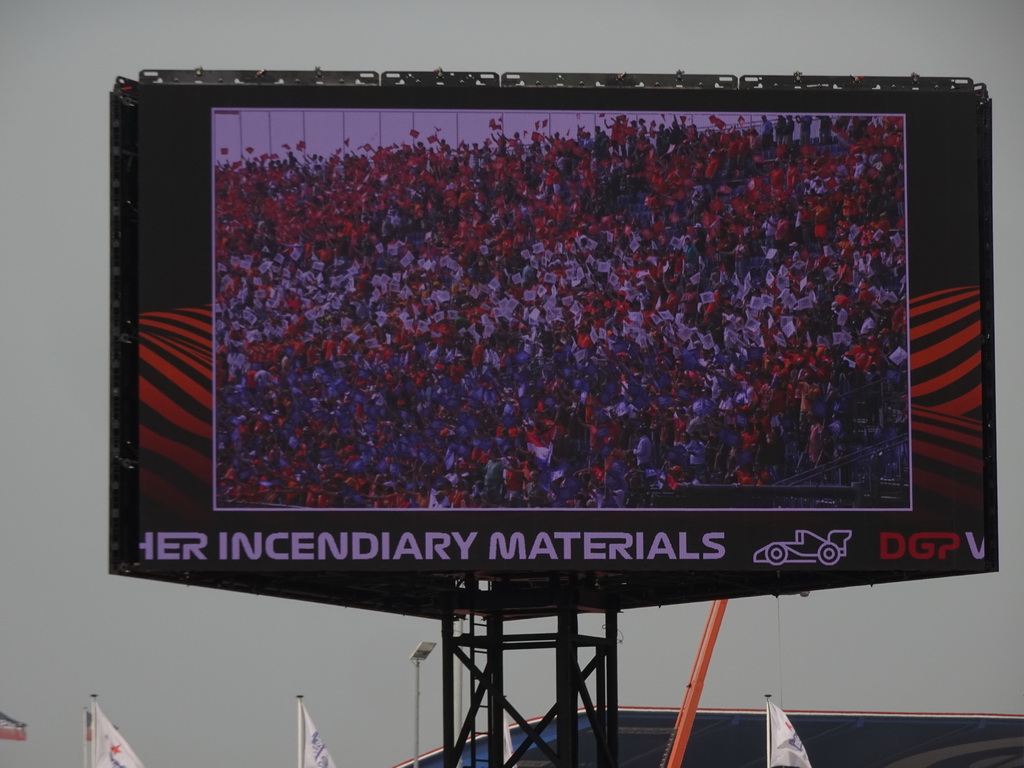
[114,76,995,586]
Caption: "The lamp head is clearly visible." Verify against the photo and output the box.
[409,641,436,661]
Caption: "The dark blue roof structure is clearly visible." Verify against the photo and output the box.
[399,707,1024,768]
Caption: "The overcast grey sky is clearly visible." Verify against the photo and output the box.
[1,2,1022,767]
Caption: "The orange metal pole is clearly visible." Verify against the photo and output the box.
[664,599,728,768]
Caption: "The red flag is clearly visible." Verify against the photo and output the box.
[362,143,373,151]
[219,147,229,155]
[427,135,438,144]
[531,132,544,143]
[709,115,726,129]
[410,129,420,138]
[245,146,254,154]
[542,119,548,128]
[0,711,26,741]
[281,143,291,149]
[296,140,306,151]
[489,118,501,130]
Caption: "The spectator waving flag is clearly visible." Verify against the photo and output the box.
[767,701,812,768]
[300,699,338,768]
[0,710,26,741]
[525,429,553,468]
[93,703,145,768]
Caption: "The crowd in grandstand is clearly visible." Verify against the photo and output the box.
[214,111,908,508]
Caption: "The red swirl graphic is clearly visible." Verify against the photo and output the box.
[908,287,987,510]
[137,307,213,515]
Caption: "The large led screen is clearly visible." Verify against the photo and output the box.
[113,75,995,587]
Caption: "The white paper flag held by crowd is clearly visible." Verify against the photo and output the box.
[301,699,339,768]
[93,703,145,768]
[767,701,812,768]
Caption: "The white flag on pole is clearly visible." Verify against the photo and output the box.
[502,712,515,764]
[93,704,145,768]
[302,701,339,768]
[767,701,812,768]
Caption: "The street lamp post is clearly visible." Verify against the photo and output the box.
[410,641,436,768]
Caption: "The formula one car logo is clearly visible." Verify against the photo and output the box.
[753,529,853,567]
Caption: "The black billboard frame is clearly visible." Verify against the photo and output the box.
[110,71,997,623]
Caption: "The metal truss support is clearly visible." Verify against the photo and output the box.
[442,582,619,768]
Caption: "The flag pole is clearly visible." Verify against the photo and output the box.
[764,694,772,768]
[91,695,98,768]
[454,618,464,768]
[297,696,304,768]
